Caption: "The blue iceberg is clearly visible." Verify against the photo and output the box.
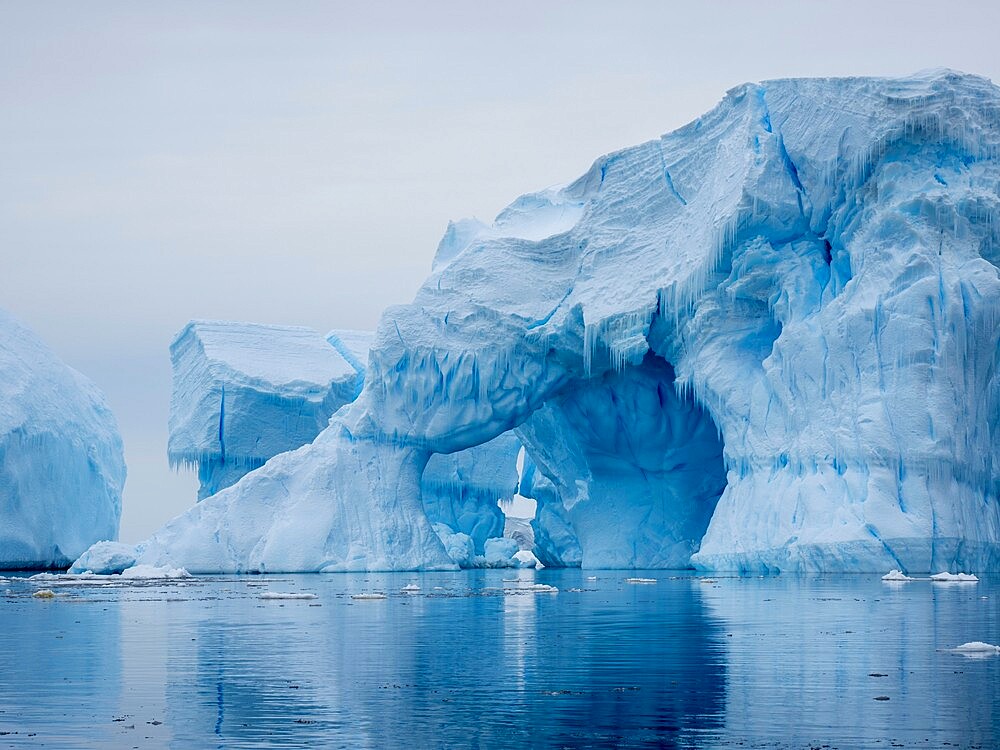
[80,70,1000,573]
[0,309,125,568]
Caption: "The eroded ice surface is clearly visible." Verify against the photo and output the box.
[0,309,125,569]
[81,70,1000,573]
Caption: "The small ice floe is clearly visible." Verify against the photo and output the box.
[930,572,979,583]
[530,583,558,593]
[29,572,117,587]
[586,576,598,581]
[29,566,192,586]
[350,593,387,600]
[882,570,916,582]
[950,641,1000,657]
[120,565,192,579]
[32,589,56,599]
[259,592,318,600]
[401,583,420,593]
[625,577,657,584]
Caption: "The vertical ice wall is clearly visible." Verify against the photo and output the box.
[0,309,125,569]
[168,321,361,500]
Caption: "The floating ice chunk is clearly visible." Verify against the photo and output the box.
[29,572,115,586]
[259,592,318,600]
[625,577,657,584]
[119,565,192,579]
[350,593,387,600]
[530,583,558,593]
[68,541,138,575]
[952,641,1000,655]
[401,583,421,593]
[882,570,917,581]
[32,589,56,599]
[930,572,979,582]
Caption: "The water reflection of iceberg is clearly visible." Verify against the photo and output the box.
[160,571,727,747]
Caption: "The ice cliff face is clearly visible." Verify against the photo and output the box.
[168,321,361,499]
[0,309,125,568]
[101,70,1000,573]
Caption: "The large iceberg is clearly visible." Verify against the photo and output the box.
[0,309,125,569]
[85,70,1000,573]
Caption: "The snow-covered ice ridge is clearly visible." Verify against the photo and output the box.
[83,70,1000,573]
[0,308,125,569]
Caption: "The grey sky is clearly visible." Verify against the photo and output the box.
[2,1,999,542]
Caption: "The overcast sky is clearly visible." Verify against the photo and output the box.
[2,1,999,542]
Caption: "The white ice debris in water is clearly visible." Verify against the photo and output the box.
[530,583,558,593]
[350,593,388,600]
[29,572,115,586]
[28,567,191,586]
[259,592,318,600]
[32,589,56,598]
[951,642,1000,656]
[625,578,657,584]
[882,570,917,581]
[401,583,420,593]
[930,572,979,582]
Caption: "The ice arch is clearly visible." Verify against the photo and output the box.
[93,71,1000,573]
[517,353,726,569]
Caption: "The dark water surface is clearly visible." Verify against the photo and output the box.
[0,569,997,749]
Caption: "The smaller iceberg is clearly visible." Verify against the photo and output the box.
[0,308,125,569]
[69,541,137,575]
[952,641,1000,655]
[168,320,360,500]
[930,572,979,583]
[260,591,318,600]
[881,570,917,582]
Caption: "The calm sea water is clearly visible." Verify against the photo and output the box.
[0,569,997,749]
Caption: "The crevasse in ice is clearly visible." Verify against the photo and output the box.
[85,70,1000,573]
[0,308,125,569]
